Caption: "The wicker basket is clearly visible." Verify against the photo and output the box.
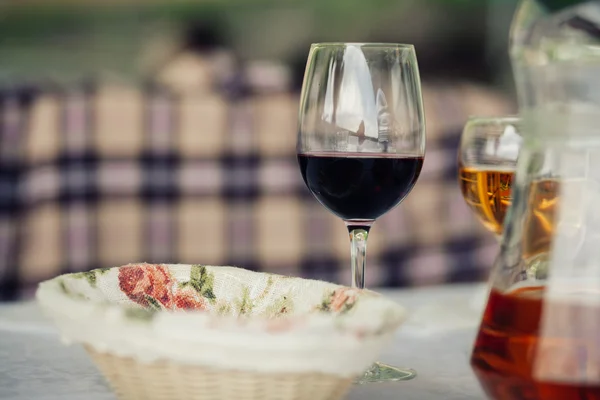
[38,264,408,400]
[87,347,352,400]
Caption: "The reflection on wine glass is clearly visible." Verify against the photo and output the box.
[458,116,522,238]
[297,43,425,384]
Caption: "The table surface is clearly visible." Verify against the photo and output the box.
[0,283,489,400]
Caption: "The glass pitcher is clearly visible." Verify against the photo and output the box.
[470,0,600,399]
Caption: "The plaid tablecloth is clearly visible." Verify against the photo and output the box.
[0,81,513,300]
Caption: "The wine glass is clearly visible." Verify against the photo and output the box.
[297,43,425,384]
[458,116,522,310]
[458,116,522,239]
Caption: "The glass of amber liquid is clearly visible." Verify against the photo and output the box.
[458,116,521,238]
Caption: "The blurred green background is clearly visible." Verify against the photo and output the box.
[0,0,518,91]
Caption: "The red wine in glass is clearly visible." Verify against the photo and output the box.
[298,152,424,220]
[297,43,425,384]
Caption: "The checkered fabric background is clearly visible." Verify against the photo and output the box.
[0,79,513,300]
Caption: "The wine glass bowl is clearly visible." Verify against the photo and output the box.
[297,43,425,384]
[297,154,423,222]
[458,116,522,237]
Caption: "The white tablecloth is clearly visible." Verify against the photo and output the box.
[0,283,489,400]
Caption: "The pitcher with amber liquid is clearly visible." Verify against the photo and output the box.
[470,0,600,399]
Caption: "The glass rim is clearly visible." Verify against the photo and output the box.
[310,42,415,49]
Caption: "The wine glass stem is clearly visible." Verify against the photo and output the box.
[348,225,371,289]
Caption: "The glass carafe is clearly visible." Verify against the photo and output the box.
[471,0,600,399]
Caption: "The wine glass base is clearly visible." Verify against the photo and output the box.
[354,362,417,384]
